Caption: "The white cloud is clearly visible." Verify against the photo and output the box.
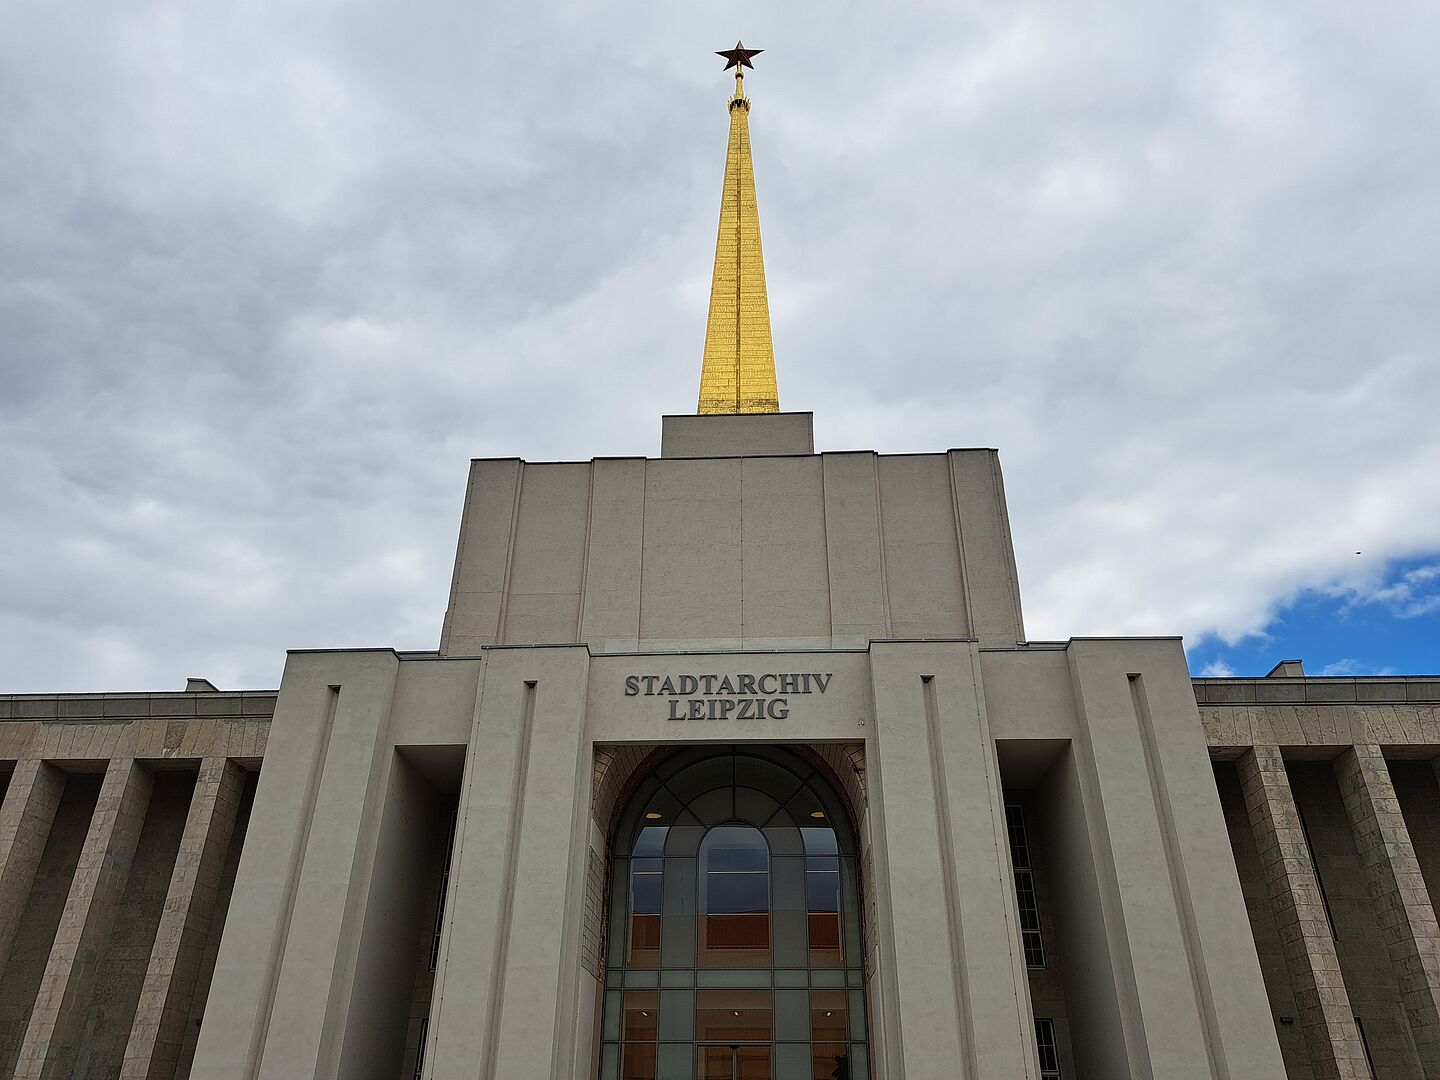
[1197,660,1237,678]
[2,0,1439,690]
[1315,659,1398,678]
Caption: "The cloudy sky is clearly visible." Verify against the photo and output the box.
[3,0,1438,692]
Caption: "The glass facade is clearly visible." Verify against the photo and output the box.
[601,747,870,1080]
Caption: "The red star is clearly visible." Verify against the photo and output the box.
[716,41,763,71]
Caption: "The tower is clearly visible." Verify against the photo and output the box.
[697,43,780,415]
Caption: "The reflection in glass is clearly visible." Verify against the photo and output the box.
[603,748,871,1078]
[629,857,662,968]
[695,988,772,1042]
[620,1042,657,1080]
[811,1043,850,1080]
[810,989,846,1042]
[622,991,658,1041]
[699,826,771,968]
[698,1045,771,1080]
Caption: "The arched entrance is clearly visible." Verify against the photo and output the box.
[599,747,871,1080]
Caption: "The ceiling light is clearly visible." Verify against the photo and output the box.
[810,811,826,819]
[645,812,663,820]
[732,1010,741,1016]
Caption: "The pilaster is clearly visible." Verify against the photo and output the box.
[1065,639,1287,1079]
[1237,745,1370,1080]
[122,758,246,1080]
[866,640,1037,1079]
[0,762,65,975]
[1334,744,1440,1074]
[190,650,400,1080]
[425,646,592,1080]
[15,758,153,1080]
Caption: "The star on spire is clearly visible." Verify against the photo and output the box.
[716,41,763,71]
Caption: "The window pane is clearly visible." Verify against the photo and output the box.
[812,1043,850,1080]
[773,1043,811,1080]
[811,989,846,1042]
[802,827,839,855]
[621,1042,656,1080]
[633,826,669,857]
[774,987,810,1040]
[695,988,773,1042]
[706,872,768,914]
[658,990,694,1042]
[628,914,660,968]
[807,867,840,911]
[657,1043,694,1080]
[808,912,843,968]
[622,991,658,1040]
[699,1046,772,1080]
[699,913,770,967]
[632,867,663,914]
[704,826,769,871]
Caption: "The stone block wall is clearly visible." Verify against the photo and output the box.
[0,694,269,1080]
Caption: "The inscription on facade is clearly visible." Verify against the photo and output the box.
[623,672,833,720]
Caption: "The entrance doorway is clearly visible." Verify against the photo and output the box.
[599,747,870,1080]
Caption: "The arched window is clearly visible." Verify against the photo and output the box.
[698,825,770,968]
[601,747,869,1080]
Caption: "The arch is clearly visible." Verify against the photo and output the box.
[599,746,871,1080]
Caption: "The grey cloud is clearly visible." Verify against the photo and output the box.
[2,0,1437,690]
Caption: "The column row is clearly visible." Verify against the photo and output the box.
[0,757,246,1080]
[1236,744,1440,1080]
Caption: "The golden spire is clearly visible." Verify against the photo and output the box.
[698,43,779,414]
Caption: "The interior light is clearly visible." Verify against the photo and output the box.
[825,1011,833,1017]
[645,812,663,820]
[640,1011,649,1017]
[732,1010,742,1016]
[810,811,826,819]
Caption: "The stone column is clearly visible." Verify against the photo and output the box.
[1237,745,1370,1080]
[14,758,153,1080]
[122,758,246,1080]
[1334,744,1440,1074]
[0,762,65,975]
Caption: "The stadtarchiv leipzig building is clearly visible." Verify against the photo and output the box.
[3,48,1440,1080]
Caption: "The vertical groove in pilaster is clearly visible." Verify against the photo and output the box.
[0,762,65,979]
[921,674,978,1078]
[479,680,537,1080]
[947,453,977,641]
[121,758,246,1080]
[1237,746,1371,1080]
[1334,744,1440,1075]
[15,759,153,1080]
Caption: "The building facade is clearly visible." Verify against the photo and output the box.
[1,56,1438,1080]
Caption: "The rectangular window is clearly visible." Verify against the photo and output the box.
[1035,1018,1061,1079]
[1355,1016,1376,1076]
[1298,808,1338,940]
[1005,804,1046,968]
[412,1017,428,1080]
[429,807,459,971]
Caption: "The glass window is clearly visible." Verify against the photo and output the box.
[622,991,658,1041]
[1035,1017,1061,1078]
[699,826,770,968]
[1005,804,1046,968]
[811,1044,849,1080]
[602,749,871,1078]
[695,988,772,1042]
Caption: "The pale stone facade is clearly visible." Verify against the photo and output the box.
[0,416,1435,1080]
